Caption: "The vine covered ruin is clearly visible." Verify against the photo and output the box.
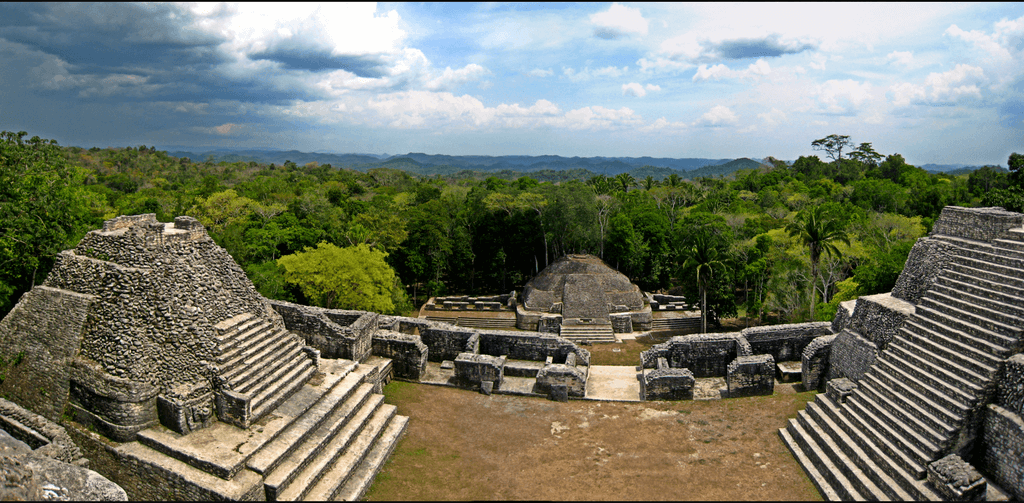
[0,205,1023,500]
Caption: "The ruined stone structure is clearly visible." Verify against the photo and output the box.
[0,214,407,500]
[782,206,1024,500]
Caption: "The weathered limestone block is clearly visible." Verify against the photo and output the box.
[982,403,1024,500]
[549,384,569,402]
[927,454,986,501]
[454,353,505,387]
[419,324,477,363]
[825,377,858,404]
[609,313,633,333]
[371,331,428,381]
[155,381,214,435]
[825,329,877,383]
[0,286,94,423]
[998,354,1024,417]
[642,358,695,401]
[846,293,914,350]
[268,300,374,361]
[535,364,586,398]
[67,359,159,442]
[931,205,1024,242]
[830,299,856,333]
[726,354,774,398]
[801,334,836,391]
[0,430,126,501]
[478,330,589,366]
[215,390,251,429]
[538,314,562,334]
[891,237,957,304]
[0,399,85,466]
[640,333,750,377]
[740,322,831,362]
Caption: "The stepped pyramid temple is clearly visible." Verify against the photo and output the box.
[3,206,1024,500]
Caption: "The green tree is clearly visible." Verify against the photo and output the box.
[811,134,852,163]
[277,242,401,314]
[680,234,725,333]
[786,204,850,321]
[848,142,883,167]
[0,132,91,316]
[614,173,635,193]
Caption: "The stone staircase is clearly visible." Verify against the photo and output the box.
[214,313,318,429]
[651,317,700,332]
[131,359,408,501]
[559,323,616,343]
[781,231,1024,500]
[454,316,517,329]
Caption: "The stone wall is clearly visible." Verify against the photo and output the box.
[929,205,1024,242]
[454,353,505,387]
[0,398,85,465]
[640,333,751,377]
[535,363,587,398]
[801,334,836,391]
[419,325,478,363]
[267,300,374,362]
[477,330,590,366]
[740,322,832,362]
[642,359,695,401]
[371,330,428,380]
[891,237,957,304]
[0,286,94,423]
[67,358,160,442]
[844,293,914,350]
[826,329,878,382]
[726,355,775,398]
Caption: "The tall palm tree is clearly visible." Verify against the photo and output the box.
[666,173,682,188]
[785,205,850,320]
[681,235,724,333]
[642,175,657,190]
[614,172,635,193]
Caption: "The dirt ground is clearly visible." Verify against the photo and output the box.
[365,380,822,501]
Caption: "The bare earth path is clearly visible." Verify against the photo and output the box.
[365,379,822,501]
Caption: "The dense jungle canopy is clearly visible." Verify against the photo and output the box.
[2,130,1022,328]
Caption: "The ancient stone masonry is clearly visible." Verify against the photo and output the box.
[0,214,409,501]
[781,205,1024,501]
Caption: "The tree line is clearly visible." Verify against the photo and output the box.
[2,130,1021,330]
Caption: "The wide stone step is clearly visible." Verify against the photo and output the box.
[455,317,517,329]
[949,241,1024,269]
[915,305,1018,349]
[218,318,273,353]
[214,312,256,337]
[116,442,265,501]
[951,257,1024,290]
[901,320,1003,372]
[994,235,1024,255]
[888,338,988,388]
[934,275,1024,314]
[864,374,958,436]
[815,395,936,498]
[879,349,980,401]
[262,386,378,500]
[220,326,290,371]
[300,405,399,502]
[894,330,995,381]
[942,268,1024,303]
[844,393,940,464]
[232,340,306,393]
[332,415,409,502]
[251,361,318,424]
[868,365,969,422]
[876,358,972,412]
[785,416,868,501]
[778,425,843,501]
[272,398,391,501]
[924,289,1023,330]
[803,401,917,501]
[797,409,892,500]
[247,367,375,477]
[858,378,956,440]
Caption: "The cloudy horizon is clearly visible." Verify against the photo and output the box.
[1,2,1022,166]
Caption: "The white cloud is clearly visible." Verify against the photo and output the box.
[425,63,491,91]
[694,105,738,127]
[640,117,689,133]
[590,3,649,39]
[553,105,643,130]
[645,83,661,92]
[757,107,787,126]
[637,57,693,73]
[886,50,913,66]
[562,66,627,82]
[692,59,771,82]
[815,79,872,114]
[528,68,554,77]
[622,82,646,97]
[888,64,986,107]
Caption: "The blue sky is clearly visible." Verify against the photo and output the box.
[1,2,1022,165]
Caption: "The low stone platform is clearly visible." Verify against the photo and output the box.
[776,361,802,383]
[584,366,642,402]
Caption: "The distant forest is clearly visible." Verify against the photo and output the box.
[3,130,1022,329]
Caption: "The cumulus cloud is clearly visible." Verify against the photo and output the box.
[590,3,649,39]
[640,117,689,133]
[815,79,872,114]
[692,59,771,82]
[757,107,788,127]
[694,105,738,127]
[888,64,986,107]
[637,57,693,73]
[528,68,554,77]
[622,83,660,97]
[425,64,491,91]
